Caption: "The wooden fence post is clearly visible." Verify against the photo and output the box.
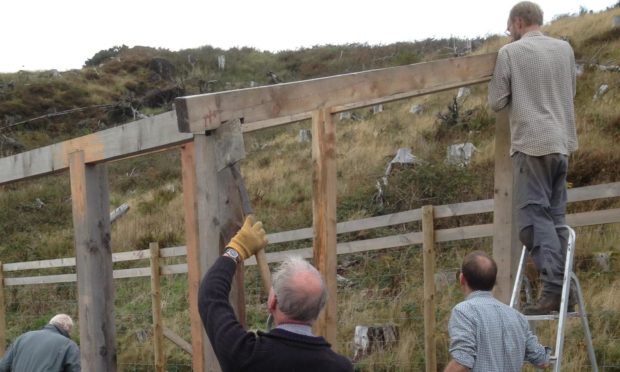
[68,150,117,371]
[492,110,521,303]
[150,242,165,372]
[311,108,338,346]
[181,132,247,372]
[0,262,5,355]
[422,205,437,372]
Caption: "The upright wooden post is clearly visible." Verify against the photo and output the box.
[492,110,521,303]
[422,206,437,372]
[68,150,116,371]
[150,242,165,372]
[0,262,5,355]
[181,134,246,372]
[311,108,338,346]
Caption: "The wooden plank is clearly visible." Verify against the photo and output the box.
[567,182,620,202]
[69,150,117,371]
[3,246,186,272]
[0,262,5,354]
[150,243,165,372]
[4,264,189,286]
[422,206,437,372]
[491,110,520,304]
[311,108,338,345]
[568,208,620,227]
[0,111,192,186]
[175,53,497,133]
[163,326,193,355]
[180,142,209,372]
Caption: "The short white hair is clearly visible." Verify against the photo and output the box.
[49,314,73,333]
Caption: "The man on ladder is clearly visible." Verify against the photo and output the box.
[488,1,578,315]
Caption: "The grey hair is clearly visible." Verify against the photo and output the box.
[49,314,73,333]
[509,1,544,26]
[272,256,328,323]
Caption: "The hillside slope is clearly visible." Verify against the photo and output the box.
[0,5,619,370]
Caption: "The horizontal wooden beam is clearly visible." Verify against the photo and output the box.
[3,246,186,272]
[0,111,192,186]
[175,53,498,133]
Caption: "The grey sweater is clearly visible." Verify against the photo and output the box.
[0,324,80,372]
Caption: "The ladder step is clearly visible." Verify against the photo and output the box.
[525,311,583,321]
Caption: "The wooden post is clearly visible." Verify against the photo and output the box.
[181,134,247,372]
[492,110,521,303]
[150,242,165,372]
[422,205,437,372]
[68,150,116,371]
[311,108,338,346]
[0,262,5,355]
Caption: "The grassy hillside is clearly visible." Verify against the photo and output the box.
[1,5,619,370]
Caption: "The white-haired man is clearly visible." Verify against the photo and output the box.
[0,314,80,371]
[198,215,353,372]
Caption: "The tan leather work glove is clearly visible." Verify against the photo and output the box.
[227,215,268,260]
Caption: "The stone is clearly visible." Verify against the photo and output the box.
[593,252,611,272]
[297,129,312,143]
[409,104,424,115]
[353,324,399,361]
[373,104,384,114]
[593,84,609,101]
[446,142,477,166]
[339,111,352,120]
[457,87,471,100]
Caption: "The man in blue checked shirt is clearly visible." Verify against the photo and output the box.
[444,251,550,372]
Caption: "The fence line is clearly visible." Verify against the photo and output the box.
[3,182,618,286]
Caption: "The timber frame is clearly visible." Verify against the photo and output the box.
[1,53,618,371]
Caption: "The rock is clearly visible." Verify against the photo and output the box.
[373,104,384,114]
[339,112,351,120]
[446,142,477,166]
[409,104,424,115]
[613,15,620,28]
[593,84,609,101]
[353,324,399,361]
[457,87,471,100]
[297,129,312,143]
[593,252,611,272]
[576,64,584,77]
[218,55,226,70]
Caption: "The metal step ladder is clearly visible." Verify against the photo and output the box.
[509,225,598,372]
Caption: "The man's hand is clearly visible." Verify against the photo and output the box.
[227,215,268,260]
[444,360,469,372]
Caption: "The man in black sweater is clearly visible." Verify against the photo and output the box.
[199,215,353,372]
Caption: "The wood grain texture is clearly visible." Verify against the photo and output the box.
[150,243,165,372]
[69,151,117,372]
[175,54,497,133]
[0,111,191,186]
[491,110,520,304]
[311,108,338,345]
[422,206,437,372]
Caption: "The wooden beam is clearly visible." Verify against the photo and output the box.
[311,108,338,346]
[163,327,193,355]
[422,206,437,372]
[175,54,497,133]
[0,262,5,354]
[491,110,520,304]
[68,150,117,371]
[0,111,191,186]
[150,242,165,372]
[181,142,208,372]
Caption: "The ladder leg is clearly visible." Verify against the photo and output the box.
[571,274,599,372]
[552,226,576,372]
[510,246,529,308]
